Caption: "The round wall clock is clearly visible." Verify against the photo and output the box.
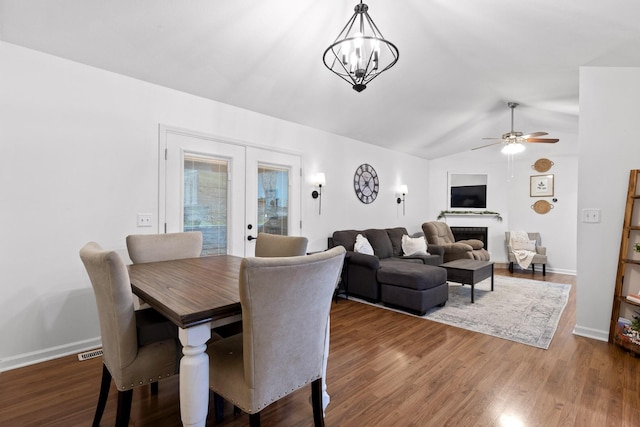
[353,163,379,204]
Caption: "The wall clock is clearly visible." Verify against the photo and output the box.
[353,163,379,204]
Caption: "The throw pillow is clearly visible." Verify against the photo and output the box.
[401,235,429,256]
[354,234,375,255]
[512,239,536,251]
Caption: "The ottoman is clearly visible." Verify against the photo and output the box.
[378,262,448,315]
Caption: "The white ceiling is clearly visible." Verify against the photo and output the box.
[2,0,640,159]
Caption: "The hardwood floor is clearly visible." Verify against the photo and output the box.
[1,269,639,426]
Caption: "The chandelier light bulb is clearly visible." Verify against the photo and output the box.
[354,32,364,48]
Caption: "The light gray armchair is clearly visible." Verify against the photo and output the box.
[254,232,308,257]
[505,231,547,275]
[208,246,346,427]
[79,242,180,427]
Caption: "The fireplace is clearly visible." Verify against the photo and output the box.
[450,226,488,250]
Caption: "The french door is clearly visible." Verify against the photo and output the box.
[160,126,301,257]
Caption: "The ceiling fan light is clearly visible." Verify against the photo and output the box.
[501,142,525,154]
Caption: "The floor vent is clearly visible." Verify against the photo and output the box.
[77,348,103,361]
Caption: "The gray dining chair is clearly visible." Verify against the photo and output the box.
[126,231,205,393]
[216,231,310,416]
[208,246,346,427]
[79,242,180,427]
[126,231,203,310]
[254,232,308,257]
[126,231,203,264]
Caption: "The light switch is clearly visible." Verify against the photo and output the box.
[582,209,600,223]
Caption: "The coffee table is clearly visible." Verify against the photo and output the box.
[441,259,494,303]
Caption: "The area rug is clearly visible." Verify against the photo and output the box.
[353,276,571,349]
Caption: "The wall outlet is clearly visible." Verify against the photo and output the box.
[582,209,601,223]
[137,213,152,227]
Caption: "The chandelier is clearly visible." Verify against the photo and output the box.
[323,1,399,92]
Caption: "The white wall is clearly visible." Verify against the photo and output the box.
[1,40,604,370]
[428,149,578,274]
[0,42,432,370]
[574,67,640,341]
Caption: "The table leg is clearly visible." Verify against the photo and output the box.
[491,264,494,291]
[470,283,475,303]
[178,324,211,427]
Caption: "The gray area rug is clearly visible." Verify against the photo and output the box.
[353,276,571,349]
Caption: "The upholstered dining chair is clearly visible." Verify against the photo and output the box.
[126,231,205,390]
[79,242,180,427]
[126,231,203,264]
[254,232,308,257]
[208,246,346,427]
[126,231,203,309]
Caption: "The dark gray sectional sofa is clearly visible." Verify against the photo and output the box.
[329,227,449,314]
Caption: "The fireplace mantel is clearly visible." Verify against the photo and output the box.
[438,210,502,222]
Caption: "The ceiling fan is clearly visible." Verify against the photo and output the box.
[474,102,559,153]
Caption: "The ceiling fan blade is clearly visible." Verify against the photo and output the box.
[472,141,503,150]
[526,138,559,143]
[522,131,548,139]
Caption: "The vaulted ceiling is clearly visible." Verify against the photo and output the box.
[2,0,640,159]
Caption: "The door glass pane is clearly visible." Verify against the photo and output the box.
[257,165,289,235]
[184,155,228,255]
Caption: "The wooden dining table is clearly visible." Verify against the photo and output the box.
[129,255,243,427]
[128,254,331,427]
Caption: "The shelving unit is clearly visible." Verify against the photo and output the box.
[610,169,640,355]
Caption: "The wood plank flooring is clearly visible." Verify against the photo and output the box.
[1,269,639,426]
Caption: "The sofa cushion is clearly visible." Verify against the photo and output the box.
[354,234,374,255]
[386,227,409,257]
[365,229,394,259]
[377,262,447,291]
[399,254,442,266]
[332,230,360,251]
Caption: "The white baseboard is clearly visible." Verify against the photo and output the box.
[0,337,102,372]
[549,268,577,275]
[497,263,577,276]
[573,325,609,342]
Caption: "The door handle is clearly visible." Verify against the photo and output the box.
[247,235,257,241]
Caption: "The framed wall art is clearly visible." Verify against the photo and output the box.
[530,174,554,197]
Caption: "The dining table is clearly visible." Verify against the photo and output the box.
[128,254,331,427]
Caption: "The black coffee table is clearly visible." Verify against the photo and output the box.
[441,259,494,303]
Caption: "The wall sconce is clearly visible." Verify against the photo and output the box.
[396,184,408,216]
[311,172,326,214]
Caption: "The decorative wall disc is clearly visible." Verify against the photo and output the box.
[353,163,379,204]
[532,158,554,173]
[532,199,553,214]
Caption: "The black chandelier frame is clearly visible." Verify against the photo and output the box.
[323,1,399,92]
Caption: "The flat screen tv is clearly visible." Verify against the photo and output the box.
[450,185,487,209]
